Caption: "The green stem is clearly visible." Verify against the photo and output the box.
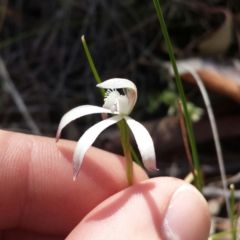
[153,0,202,192]
[119,118,133,186]
[81,36,105,97]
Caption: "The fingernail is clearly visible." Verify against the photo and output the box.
[162,184,210,240]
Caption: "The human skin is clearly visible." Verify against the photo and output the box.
[0,130,210,240]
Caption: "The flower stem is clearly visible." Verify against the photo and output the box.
[81,35,105,97]
[153,0,202,192]
[119,118,133,186]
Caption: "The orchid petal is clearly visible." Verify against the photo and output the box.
[73,115,123,180]
[97,78,137,115]
[124,116,158,171]
[56,105,112,142]
[97,78,136,91]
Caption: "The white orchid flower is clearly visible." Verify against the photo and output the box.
[56,78,157,180]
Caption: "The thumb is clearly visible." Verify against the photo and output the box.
[67,177,210,240]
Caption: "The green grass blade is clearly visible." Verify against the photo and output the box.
[209,229,240,240]
[152,0,202,191]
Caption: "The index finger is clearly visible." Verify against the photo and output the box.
[0,130,148,235]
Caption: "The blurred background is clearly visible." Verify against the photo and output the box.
[1,0,240,186]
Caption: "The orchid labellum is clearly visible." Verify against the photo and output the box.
[56,78,157,180]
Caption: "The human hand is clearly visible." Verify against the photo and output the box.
[0,130,210,240]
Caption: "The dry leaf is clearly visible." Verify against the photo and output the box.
[166,58,240,103]
[198,10,233,55]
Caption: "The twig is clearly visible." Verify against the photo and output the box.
[177,99,197,186]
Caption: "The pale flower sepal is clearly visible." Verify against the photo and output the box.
[124,116,158,171]
[56,105,112,142]
[73,115,123,180]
